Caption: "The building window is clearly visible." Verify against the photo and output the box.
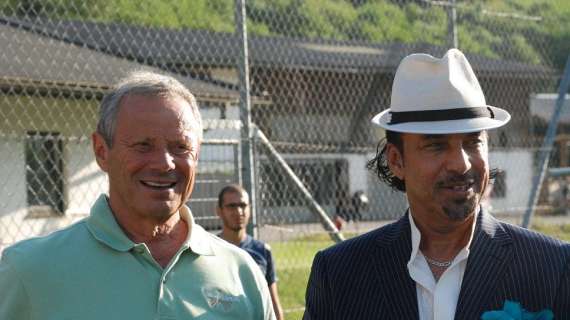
[25,131,64,216]
[491,170,507,198]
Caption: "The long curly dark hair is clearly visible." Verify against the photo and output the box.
[366,130,500,192]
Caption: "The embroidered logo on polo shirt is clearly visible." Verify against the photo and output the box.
[201,287,240,312]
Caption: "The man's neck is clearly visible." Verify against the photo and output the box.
[220,228,247,246]
[410,206,477,262]
[114,210,189,268]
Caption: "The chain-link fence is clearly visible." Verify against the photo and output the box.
[1,0,570,317]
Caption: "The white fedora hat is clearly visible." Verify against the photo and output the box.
[371,49,510,134]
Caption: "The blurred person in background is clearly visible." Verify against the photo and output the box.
[303,49,570,319]
[336,190,369,223]
[217,184,284,320]
[0,71,275,320]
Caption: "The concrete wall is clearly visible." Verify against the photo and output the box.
[0,95,102,251]
[488,149,533,215]
[66,142,108,215]
[0,138,104,251]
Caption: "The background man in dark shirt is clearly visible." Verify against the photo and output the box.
[217,184,284,320]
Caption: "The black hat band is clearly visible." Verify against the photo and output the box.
[388,107,495,125]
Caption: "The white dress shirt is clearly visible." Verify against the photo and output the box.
[406,211,477,320]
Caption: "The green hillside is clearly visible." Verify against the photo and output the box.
[2,0,569,69]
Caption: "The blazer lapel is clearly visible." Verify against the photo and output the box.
[455,209,513,318]
[373,213,419,319]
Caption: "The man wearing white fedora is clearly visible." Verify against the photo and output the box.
[303,49,570,319]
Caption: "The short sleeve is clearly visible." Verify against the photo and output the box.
[0,255,31,320]
[264,245,277,285]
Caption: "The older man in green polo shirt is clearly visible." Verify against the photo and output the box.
[0,71,276,320]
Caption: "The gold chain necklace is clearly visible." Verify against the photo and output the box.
[424,255,452,268]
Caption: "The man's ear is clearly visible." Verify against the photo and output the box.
[386,143,405,180]
[215,206,223,218]
[92,132,110,172]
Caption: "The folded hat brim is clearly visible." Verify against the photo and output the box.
[371,106,511,134]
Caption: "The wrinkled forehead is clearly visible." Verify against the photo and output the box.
[116,93,202,140]
[153,93,201,130]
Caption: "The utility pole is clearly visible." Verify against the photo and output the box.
[422,0,541,49]
[235,0,257,237]
[421,0,458,49]
[447,0,458,48]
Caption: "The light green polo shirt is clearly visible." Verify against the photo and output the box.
[0,195,275,320]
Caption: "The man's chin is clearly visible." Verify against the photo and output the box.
[442,200,479,221]
[142,202,179,219]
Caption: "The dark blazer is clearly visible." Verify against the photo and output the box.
[303,209,570,319]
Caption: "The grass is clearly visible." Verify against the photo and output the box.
[532,223,570,242]
[271,239,333,319]
[270,233,363,319]
[270,224,570,319]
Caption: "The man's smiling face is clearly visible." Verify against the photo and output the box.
[93,94,201,222]
[389,131,490,221]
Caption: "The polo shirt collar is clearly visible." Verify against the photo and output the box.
[179,205,215,256]
[86,194,214,256]
[86,194,135,252]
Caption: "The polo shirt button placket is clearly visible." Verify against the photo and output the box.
[157,274,177,320]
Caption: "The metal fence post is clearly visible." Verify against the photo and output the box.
[522,55,570,228]
[254,127,345,243]
[235,0,257,237]
[447,0,458,48]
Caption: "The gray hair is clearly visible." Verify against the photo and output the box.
[97,71,203,147]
